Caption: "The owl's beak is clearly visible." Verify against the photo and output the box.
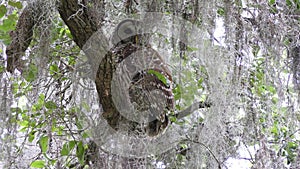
[135,35,139,44]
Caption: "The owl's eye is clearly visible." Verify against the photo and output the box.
[124,28,133,35]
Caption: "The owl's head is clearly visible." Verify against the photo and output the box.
[112,19,150,46]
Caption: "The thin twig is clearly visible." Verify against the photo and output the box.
[184,136,222,169]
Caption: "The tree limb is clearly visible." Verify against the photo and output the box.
[176,101,211,119]
[57,0,104,48]
[6,4,35,72]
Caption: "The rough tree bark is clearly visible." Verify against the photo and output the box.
[6,3,35,72]
[57,0,103,48]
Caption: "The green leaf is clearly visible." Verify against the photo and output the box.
[32,94,45,111]
[82,102,90,112]
[45,101,57,109]
[76,119,83,130]
[57,126,64,135]
[12,82,19,94]
[217,8,225,16]
[271,97,278,104]
[0,14,17,32]
[82,132,89,139]
[24,64,38,82]
[187,46,199,52]
[173,85,182,101]
[0,19,14,32]
[147,69,169,86]
[8,1,23,9]
[0,31,12,44]
[271,126,278,136]
[38,94,45,105]
[176,154,184,161]
[269,0,276,5]
[65,29,72,39]
[49,64,59,75]
[19,120,29,127]
[287,141,297,149]
[286,0,292,7]
[180,143,188,149]
[267,85,276,94]
[76,141,85,165]
[68,56,76,65]
[39,136,49,153]
[0,5,7,18]
[29,131,36,142]
[252,45,260,56]
[11,107,22,113]
[30,160,45,168]
[268,0,279,13]
[169,115,177,122]
[61,141,76,156]
[197,78,204,88]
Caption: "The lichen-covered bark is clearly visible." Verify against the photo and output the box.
[57,0,104,48]
[57,0,107,79]
[291,46,300,94]
[6,5,35,72]
[95,50,122,130]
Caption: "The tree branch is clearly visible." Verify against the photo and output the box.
[6,4,35,72]
[57,0,104,48]
[176,101,211,119]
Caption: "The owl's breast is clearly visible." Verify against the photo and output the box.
[96,43,173,137]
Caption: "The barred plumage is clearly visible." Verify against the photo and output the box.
[129,68,174,136]
[96,19,174,137]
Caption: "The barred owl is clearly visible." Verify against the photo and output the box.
[96,19,173,137]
